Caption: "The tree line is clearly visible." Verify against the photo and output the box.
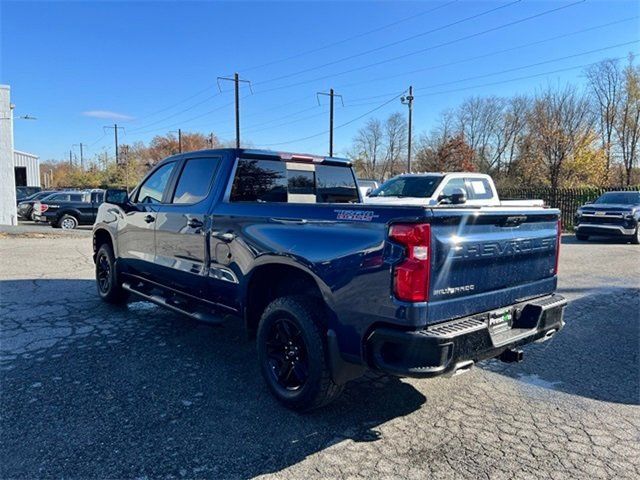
[41,132,222,190]
[350,55,640,189]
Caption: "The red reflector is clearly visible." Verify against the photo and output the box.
[554,219,561,274]
[38,203,48,213]
[389,223,431,302]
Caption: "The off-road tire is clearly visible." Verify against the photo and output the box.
[257,295,343,411]
[95,243,128,304]
[630,226,640,245]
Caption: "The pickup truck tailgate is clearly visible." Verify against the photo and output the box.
[427,208,560,322]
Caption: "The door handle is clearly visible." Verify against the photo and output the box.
[188,218,204,229]
[212,231,235,242]
[144,215,155,223]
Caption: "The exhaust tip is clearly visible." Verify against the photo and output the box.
[499,348,524,363]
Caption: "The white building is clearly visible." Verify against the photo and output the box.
[0,84,41,226]
[0,85,17,225]
[14,150,40,188]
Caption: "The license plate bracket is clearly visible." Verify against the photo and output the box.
[488,308,514,334]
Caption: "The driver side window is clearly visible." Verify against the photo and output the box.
[136,162,175,204]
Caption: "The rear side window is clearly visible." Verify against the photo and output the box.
[465,178,493,200]
[172,158,219,204]
[137,162,175,204]
[315,165,358,203]
[70,194,83,202]
[48,194,69,202]
[441,178,468,197]
[230,159,287,202]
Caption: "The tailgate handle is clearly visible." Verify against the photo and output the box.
[499,215,527,227]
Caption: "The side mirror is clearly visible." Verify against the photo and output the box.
[105,188,129,207]
[449,188,467,205]
[439,188,467,205]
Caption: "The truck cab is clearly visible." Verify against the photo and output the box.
[364,172,543,207]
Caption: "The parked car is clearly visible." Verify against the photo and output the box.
[93,148,565,410]
[574,191,640,243]
[34,190,105,229]
[16,190,57,220]
[357,178,379,198]
[364,172,544,207]
[16,186,42,202]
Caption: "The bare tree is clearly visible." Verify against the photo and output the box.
[380,112,408,179]
[585,58,622,181]
[456,96,502,172]
[349,118,383,179]
[527,85,594,192]
[616,56,640,185]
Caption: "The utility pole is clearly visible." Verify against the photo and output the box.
[120,145,130,192]
[217,73,252,149]
[69,150,73,166]
[401,86,414,173]
[104,124,125,164]
[207,132,215,148]
[317,89,343,157]
[73,143,85,169]
[178,129,182,153]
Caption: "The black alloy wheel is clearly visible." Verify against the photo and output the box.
[96,251,112,295]
[266,317,309,390]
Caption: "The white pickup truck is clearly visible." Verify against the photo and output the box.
[363,172,544,207]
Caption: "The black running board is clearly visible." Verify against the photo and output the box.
[122,281,225,325]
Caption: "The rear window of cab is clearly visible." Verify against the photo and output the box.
[229,159,359,203]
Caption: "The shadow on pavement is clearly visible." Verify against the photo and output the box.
[0,279,425,479]
[484,286,640,406]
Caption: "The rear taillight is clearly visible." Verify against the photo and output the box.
[389,223,431,302]
[39,203,49,213]
[554,219,561,275]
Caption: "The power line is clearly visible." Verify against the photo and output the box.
[128,92,221,132]
[416,54,636,97]
[255,0,586,94]
[116,3,462,128]
[219,105,326,137]
[334,15,639,91]
[237,0,461,73]
[413,40,639,92]
[253,0,524,87]
[126,85,216,124]
[259,91,406,147]
[128,99,236,136]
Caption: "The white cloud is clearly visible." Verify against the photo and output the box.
[82,110,134,121]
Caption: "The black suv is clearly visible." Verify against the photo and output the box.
[575,191,640,243]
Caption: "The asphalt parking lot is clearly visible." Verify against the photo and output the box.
[1,232,639,479]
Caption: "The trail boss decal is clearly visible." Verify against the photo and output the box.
[334,210,379,222]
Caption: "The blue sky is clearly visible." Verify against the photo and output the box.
[2,0,639,162]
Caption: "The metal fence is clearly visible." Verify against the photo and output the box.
[499,185,640,230]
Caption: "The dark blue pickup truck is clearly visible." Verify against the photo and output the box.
[93,148,566,410]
